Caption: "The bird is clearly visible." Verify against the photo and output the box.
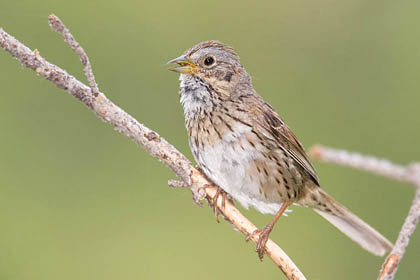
[167,40,393,260]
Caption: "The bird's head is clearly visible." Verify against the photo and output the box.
[168,41,251,97]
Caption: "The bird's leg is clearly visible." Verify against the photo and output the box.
[246,201,291,260]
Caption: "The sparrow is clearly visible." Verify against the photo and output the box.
[168,40,393,259]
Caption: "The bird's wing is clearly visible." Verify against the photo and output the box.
[250,99,320,185]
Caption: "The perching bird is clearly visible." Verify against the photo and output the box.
[168,41,393,259]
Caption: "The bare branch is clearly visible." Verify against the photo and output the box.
[48,14,100,97]
[378,186,420,280]
[168,180,188,188]
[0,17,306,280]
[309,145,420,280]
[309,145,420,184]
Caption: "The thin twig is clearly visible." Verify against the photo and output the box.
[309,145,420,280]
[168,180,188,188]
[48,14,100,97]
[0,16,306,280]
[309,145,419,184]
[378,187,420,280]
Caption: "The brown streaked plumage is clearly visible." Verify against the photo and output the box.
[168,41,393,259]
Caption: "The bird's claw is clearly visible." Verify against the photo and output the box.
[210,186,229,223]
[192,166,231,222]
[245,225,273,261]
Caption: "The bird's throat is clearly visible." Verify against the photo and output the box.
[179,74,220,120]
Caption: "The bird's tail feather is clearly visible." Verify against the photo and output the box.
[310,189,393,256]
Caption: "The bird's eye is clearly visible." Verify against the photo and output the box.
[203,56,215,66]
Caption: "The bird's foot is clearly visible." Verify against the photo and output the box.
[194,166,232,222]
[245,224,273,261]
[210,186,229,223]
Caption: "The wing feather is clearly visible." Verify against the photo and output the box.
[250,98,320,185]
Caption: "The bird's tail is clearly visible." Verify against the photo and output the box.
[306,188,393,256]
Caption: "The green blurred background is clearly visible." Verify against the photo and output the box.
[1,0,419,279]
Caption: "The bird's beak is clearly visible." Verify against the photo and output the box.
[167,55,197,74]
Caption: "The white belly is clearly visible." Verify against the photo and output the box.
[190,123,285,215]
